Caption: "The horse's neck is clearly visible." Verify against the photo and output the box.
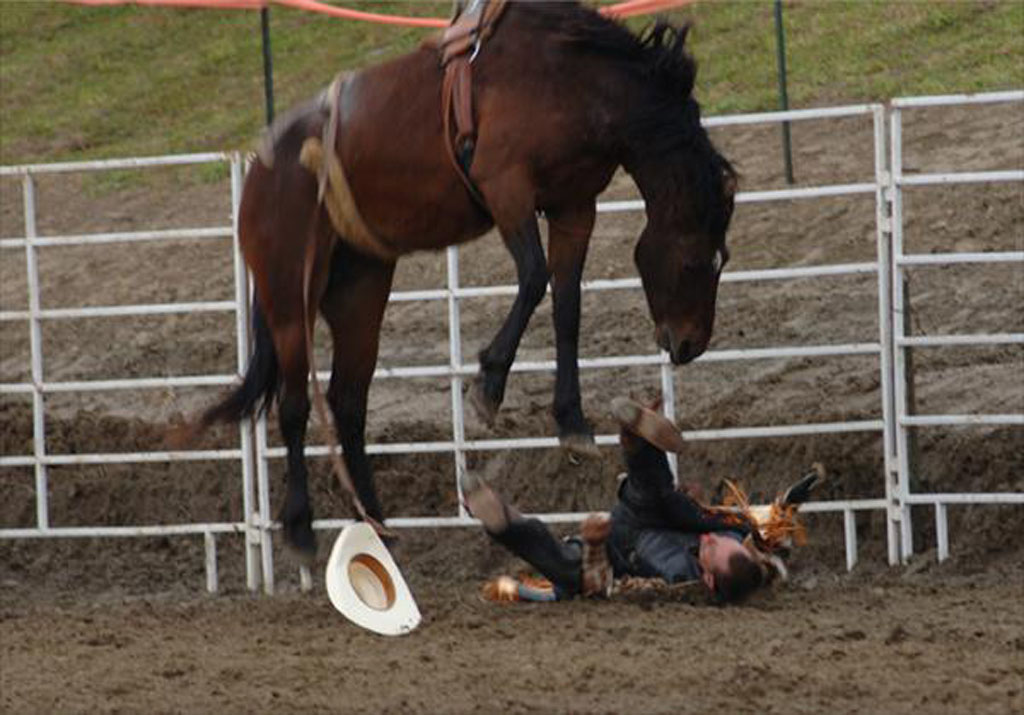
[623,146,690,211]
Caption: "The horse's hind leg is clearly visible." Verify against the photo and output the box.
[239,157,329,561]
[268,243,336,560]
[268,331,311,561]
[320,245,396,525]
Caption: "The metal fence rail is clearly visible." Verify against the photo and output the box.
[1,95,1021,594]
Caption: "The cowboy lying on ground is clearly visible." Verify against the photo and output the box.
[461,396,820,604]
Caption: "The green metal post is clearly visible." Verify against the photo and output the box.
[261,7,275,124]
[774,0,794,184]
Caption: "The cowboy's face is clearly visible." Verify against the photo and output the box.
[698,532,747,592]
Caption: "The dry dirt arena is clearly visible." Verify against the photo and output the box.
[1,102,1022,713]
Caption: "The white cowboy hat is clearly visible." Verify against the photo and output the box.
[325,523,421,636]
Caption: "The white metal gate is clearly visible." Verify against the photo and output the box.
[1,93,1021,594]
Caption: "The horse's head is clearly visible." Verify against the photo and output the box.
[633,161,736,364]
[619,21,738,365]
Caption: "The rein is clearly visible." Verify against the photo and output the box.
[296,75,396,538]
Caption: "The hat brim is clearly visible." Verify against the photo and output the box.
[325,523,421,636]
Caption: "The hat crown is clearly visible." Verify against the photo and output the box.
[349,554,396,610]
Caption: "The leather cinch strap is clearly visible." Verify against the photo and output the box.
[299,73,398,262]
[438,0,508,213]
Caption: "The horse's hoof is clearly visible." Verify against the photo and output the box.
[365,516,399,542]
[468,379,500,427]
[560,432,600,459]
[282,523,318,567]
[283,540,317,568]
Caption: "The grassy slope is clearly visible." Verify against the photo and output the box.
[0,0,1021,164]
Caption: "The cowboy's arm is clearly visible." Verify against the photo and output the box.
[660,489,752,535]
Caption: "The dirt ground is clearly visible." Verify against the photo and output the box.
[1,91,1022,714]
[2,563,1023,715]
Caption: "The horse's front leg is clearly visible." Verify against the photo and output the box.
[469,212,549,425]
[546,202,597,455]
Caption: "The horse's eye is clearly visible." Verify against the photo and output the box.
[712,249,725,273]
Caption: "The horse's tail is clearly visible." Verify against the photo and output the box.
[200,294,279,427]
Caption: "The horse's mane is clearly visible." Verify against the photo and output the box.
[520,2,736,234]
[532,3,696,98]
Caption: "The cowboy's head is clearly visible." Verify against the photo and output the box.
[698,532,764,603]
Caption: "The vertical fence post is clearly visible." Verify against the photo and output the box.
[935,503,949,562]
[299,566,313,592]
[229,154,261,592]
[843,508,858,572]
[22,173,49,531]
[888,107,913,562]
[227,155,276,596]
[872,105,900,566]
[660,360,678,483]
[447,246,469,517]
[238,152,275,594]
[255,415,275,594]
[204,531,218,593]
[900,275,920,497]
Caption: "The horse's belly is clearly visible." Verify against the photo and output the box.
[355,173,493,254]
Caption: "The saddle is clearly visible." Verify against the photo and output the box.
[436,0,509,211]
[294,0,508,259]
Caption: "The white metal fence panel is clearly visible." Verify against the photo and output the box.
[0,153,260,593]
[887,90,1024,563]
[1,96,1021,593]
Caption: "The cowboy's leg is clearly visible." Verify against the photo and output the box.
[611,397,679,506]
[491,519,584,598]
[462,473,583,597]
[612,397,742,534]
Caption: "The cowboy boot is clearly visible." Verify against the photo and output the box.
[781,463,825,506]
[459,470,511,534]
[610,396,687,453]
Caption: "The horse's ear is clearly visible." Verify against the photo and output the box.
[674,24,695,96]
[677,23,690,46]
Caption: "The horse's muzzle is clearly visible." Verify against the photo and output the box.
[657,324,705,365]
[670,340,698,365]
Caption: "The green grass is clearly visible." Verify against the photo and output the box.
[680,0,1024,113]
[1,0,1021,165]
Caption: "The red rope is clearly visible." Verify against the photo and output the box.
[63,0,697,25]
[273,0,445,27]
[71,0,268,8]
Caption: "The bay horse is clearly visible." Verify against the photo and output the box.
[196,0,737,559]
